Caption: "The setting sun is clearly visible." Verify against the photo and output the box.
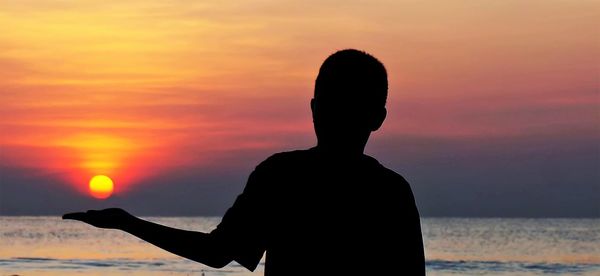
[89,175,114,199]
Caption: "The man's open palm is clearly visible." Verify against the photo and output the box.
[63,208,133,229]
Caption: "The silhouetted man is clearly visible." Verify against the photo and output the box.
[64,49,426,275]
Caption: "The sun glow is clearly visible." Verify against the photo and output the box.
[89,175,114,199]
[56,134,151,196]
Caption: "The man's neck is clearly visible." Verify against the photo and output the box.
[313,143,366,157]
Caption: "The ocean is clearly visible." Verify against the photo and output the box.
[1,217,598,275]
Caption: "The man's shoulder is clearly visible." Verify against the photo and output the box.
[363,156,413,194]
[257,149,312,169]
[375,161,410,184]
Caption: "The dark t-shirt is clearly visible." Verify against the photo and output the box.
[210,147,425,275]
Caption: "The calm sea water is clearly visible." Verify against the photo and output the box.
[1,217,598,276]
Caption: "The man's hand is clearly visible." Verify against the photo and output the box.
[63,207,228,267]
[63,208,135,230]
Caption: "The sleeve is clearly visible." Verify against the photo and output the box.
[403,179,426,276]
[209,164,269,271]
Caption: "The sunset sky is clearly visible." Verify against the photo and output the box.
[1,0,598,217]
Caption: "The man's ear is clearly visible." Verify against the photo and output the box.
[370,107,387,131]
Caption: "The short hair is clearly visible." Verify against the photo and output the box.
[314,49,388,108]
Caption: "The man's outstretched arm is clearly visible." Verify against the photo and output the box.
[63,208,231,268]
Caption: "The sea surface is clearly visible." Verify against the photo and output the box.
[1,217,598,276]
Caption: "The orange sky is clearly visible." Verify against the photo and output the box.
[1,0,598,198]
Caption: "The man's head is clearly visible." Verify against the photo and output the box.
[311,49,388,153]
